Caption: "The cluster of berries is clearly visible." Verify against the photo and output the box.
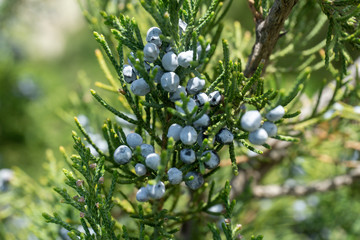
[113,132,193,202]
[115,24,239,201]
[116,24,285,202]
[240,105,285,145]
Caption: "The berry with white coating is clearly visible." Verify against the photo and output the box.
[178,51,194,68]
[134,163,147,176]
[180,126,198,145]
[180,148,196,164]
[146,27,162,47]
[186,77,206,95]
[194,92,209,106]
[167,123,183,141]
[130,78,150,96]
[123,64,137,83]
[170,86,187,102]
[262,121,277,137]
[145,153,161,170]
[209,91,221,106]
[175,98,197,115]
[136,187,149,202]
[162,52,178,71]
[152,65,164,83]
[167,167,183,184]
[185,171,204,190]
[178,19,187,34]
[147,181,165,199]
[202,150,220,169]
[126,133,143,148]
[241,110,262,132]
[114,145,132,164]
[215,128,234,144]
[248,128,268,145]
[193,114,210,129]
[266,105,285,122]
[161,72,180,92]
[143,43,159,62]
[197,43,211,56]
[140,144,154,158]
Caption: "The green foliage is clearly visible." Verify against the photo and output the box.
[1,0,360,239]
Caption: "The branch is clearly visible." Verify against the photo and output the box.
[244,0,299,77]
[252,167,360,198]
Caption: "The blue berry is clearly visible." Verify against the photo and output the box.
[161,72,180,92]
[215,128,234,144]
[175,98,197,115]
[241,110,262,132]
[197,43,211,57]
[202,150,220,169]
[136,187,149,202]
[162,52,178,71]
[180,126,198,145]
[186,77,205,95]
[130,78,150,96]
[266,105,285,122]
[167,123,183,141]
[180,148,196,164]
[185,171,204,190]
[140,144,154,158]
[123,64,137,83]
[143,43,159,62]
[178,19,187,35]
[167,167,183,184]
[262,121,277,137]
[170,86,187,102]
[145,153,161,170]
[114,145,132,164]
[248,128,268,145]
[152,65,164,83]
[147,181,165,199]
[209,91,221,106]
[135,163,147,176]
[178,51,194,68]
[126,133,143,148]
[193,114,210,129]
[194,92,209,106]
[146,27,162,47]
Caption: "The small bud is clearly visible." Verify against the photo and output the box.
[96,202,100,208]
[224,218,231,224]
[89,163,97,169]
[80,212,85,218]
[98,176,105,184]
[73,195,79,201]
[76,180,84,187]
[78,196,85,203]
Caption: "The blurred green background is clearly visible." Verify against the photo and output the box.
[1,0,360,239]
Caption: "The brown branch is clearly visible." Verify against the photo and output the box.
[244,0,299,77]
[248,0,264,24]
[252,167,360,198]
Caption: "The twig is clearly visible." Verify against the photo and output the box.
[244,0,299,77]
[252,167,360,198]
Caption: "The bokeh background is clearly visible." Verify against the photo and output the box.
[1,0,360,239]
